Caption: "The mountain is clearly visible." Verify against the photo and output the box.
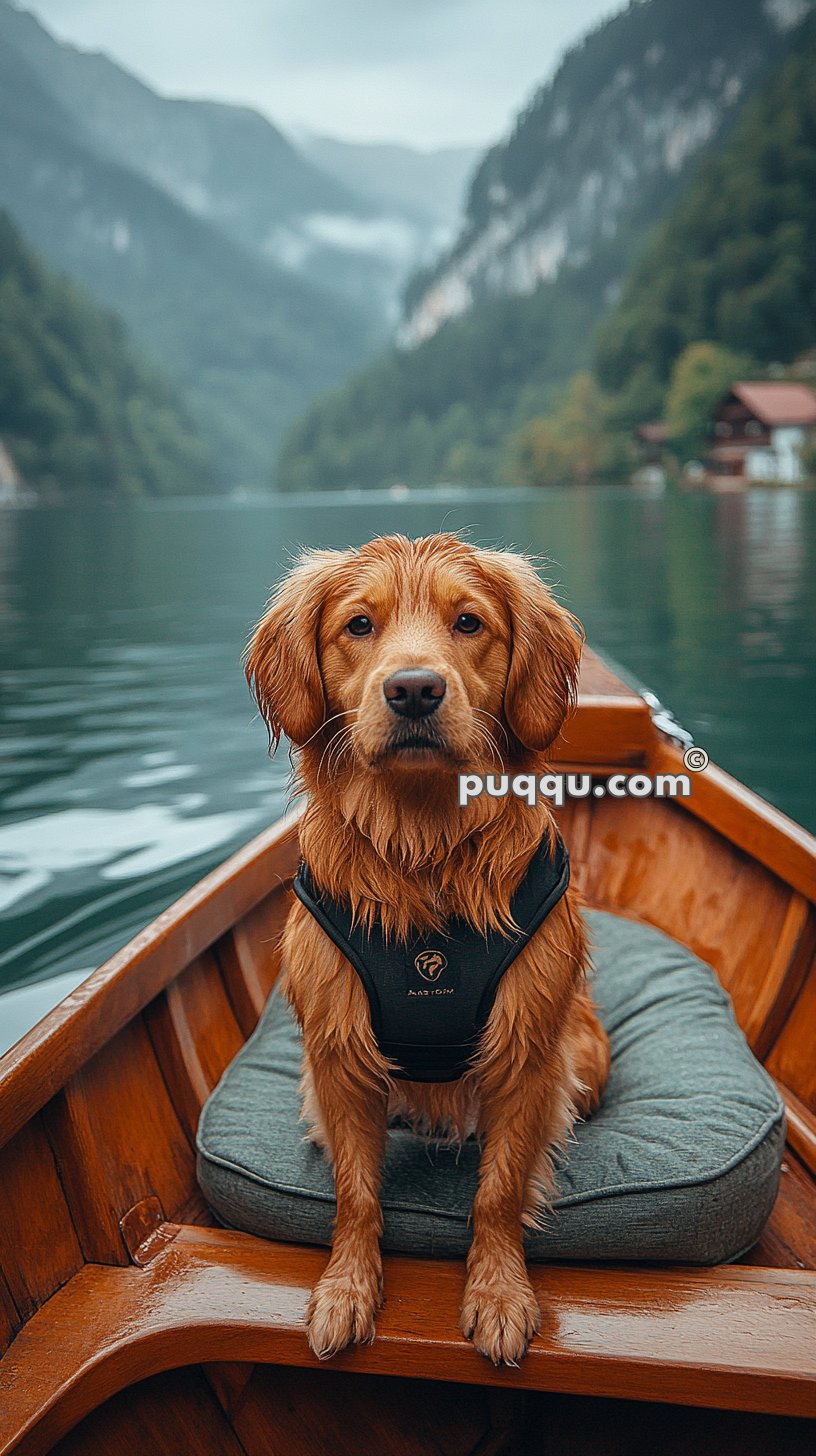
[595,15,816,416]
[0,210,210,496]
[278,0,815,490]
[0,3,468,327]
[0,2,357,225]
[403,0,814,345]
[0,2,378,484]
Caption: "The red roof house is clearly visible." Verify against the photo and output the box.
[708,382,816,484]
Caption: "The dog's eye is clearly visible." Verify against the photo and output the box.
[346,615,373,637]
[454,613,482,635]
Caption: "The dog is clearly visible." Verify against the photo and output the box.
[245,533,610,1366]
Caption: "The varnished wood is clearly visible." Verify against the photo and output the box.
[0,1119,84,1322]
[54,1371,816,1456]
[768,973,816,1113]
[0,1271,20,1354]
[49,1368,249,1456]
[218,1364,492,1456]
[777,1084,816,1176]
[552,695,653,768]
[1,646,815,1452]
[652,741,816,902]
[580,653,643,699]
[513,1388,815,1456]
[744,897,814,1058]
[200,1361,255,1423]
[580,794,794,1033]
[1,1227,814,1456]
[40,1018,196,1265]
[50,1363,508,1456]
[553,651,653,767]
[143,951,244,1140]
[747,1151,816,1271]
[214,887,293,1037]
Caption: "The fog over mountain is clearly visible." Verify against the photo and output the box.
[0,1,480,481]
[0,1,476,327]
[22,0,621,149]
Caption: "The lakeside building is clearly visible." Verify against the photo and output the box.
[707,382,816,485]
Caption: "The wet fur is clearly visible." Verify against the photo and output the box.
[246,534,610,1364]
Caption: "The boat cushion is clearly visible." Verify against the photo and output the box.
[196,909,785,1263]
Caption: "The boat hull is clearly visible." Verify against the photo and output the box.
[1,651,814,1453]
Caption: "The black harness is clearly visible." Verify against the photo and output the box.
[292,833,570,1083]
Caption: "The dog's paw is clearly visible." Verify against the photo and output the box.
[460,1271,541,1366]
[306,1265,382,1360]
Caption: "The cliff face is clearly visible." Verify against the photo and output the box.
[402,0,814,346]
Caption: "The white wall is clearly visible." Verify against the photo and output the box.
[746,426,806,483]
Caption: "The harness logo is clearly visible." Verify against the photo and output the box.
[414,950,448,982]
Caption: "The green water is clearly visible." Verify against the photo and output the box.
[0,487,814,1043]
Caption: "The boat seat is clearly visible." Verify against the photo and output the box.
[3,1224,815,1455]
[197,910,785,1264]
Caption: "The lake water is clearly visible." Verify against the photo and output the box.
[1,486,814,1049]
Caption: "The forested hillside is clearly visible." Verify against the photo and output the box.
[513,16,816,481]
[278,0,815,491]
[0,212,210,496]
[595,20,816,422]
[404,0,807,344]
[277,272,599,490]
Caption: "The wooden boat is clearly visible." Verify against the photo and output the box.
[0,649,814,1456]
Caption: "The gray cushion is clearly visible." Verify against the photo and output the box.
[196,910,785,1264]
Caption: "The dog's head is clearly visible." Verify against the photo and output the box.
[245,534,582,776]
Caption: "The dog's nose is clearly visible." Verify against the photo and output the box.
[383,669,446,718]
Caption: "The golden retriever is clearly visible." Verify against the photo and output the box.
[245,533,609,1365]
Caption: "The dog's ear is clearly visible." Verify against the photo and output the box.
[481,550,583,752]
[244,549,348,749]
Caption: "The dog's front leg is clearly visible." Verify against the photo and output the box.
[462,1050,572,1366]
[305,1049,388,1359]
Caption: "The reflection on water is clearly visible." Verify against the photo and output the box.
[0,489,814,1042]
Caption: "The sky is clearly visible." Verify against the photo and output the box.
[24,0,622,150]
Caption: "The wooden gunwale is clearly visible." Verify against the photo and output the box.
[650,742,816,902]
[2,1236,815,1456]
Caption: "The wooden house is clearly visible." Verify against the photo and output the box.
[707,382,816,484]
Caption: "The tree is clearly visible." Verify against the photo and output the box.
[596,23,816,409]
[0,211,214,495]
[664,342,757,457]
[509,373,634,486]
